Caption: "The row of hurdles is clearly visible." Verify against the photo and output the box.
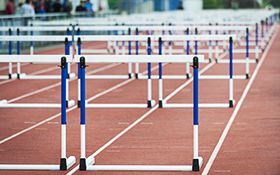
[0,20,278,109]
[0,22,277,81]
[0,54,204,171]
[1,21,275,56]
[0,10,278,172]
[0,32,262,109]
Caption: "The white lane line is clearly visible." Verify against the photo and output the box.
[67,47,230,175]
[201,26,278,175]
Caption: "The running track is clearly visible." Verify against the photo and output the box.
[0,25,279,175]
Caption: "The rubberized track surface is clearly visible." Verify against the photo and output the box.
[0,25,279,175]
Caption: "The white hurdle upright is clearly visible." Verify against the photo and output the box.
[0,55,75,108]
[76,55,204,171]
[0,56,75,170]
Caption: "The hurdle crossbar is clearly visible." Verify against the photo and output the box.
[0,57,75,170]
[77,56,203,171]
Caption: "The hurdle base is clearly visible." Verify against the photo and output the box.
[138,74,192,80]
[216,59,256,63]
[0,99,75,108]
[85,100,156,108]
[0,156,75,170]
[17,73,76,80]
[85,156,203,171]
[199,75,247,79]
[80,158,86,171]
[162,101,232,108]
[229,100,235,108]
[85,74,133,79]
[192,157,203,171]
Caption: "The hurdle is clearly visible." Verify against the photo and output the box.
[161,36,236,108]
[75,34,152,79]
[217,28,256,79]
[75,41,156,108]
[13,26,71,55]
[0,28,17,79]
[0,57,75,170]
[76,26,148,54]
[0,35,75,79]
[77,55,203,171]
[137,34,238,80]
[0,55,75,108]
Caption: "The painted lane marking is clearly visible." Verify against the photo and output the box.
[140,122,153,125]
[118,122,130,125]
[47,122,59,124]
[24,121,36,124]
[201,26,278,175]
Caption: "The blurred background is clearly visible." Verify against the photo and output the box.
[0,0,279,17]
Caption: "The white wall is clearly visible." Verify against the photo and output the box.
[183,0,202,11]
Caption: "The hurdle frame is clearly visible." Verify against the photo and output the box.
[75,52,157,108]
[75,34,151,80]
[160,36,235,108]
[77,55,203,171]
[0,57,76,170]
[0,55,75,108]
[0,35,75,79]
[0,35,75,107]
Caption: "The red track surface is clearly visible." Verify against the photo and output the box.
[0,25,279,175]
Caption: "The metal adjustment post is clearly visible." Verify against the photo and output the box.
[191,56,200,171]
[229,37,234,107]
[186,28,190,79]
[245,28,249,79]
[195,28,198,55]
[147,37,152,108]
[79,56,88,171]
[128,27,132,78]
[135,27,139,79]
[158,37,163,108]
[16,28,20,79]
[77,37,82,108]
[8,28,12,79]
[59,56,67,170]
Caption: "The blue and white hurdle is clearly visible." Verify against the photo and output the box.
[75,34,151,79]
[160,36,236,108]
[0,54,75,108]
[76,55,204,171]
[14,26,71,55]
[75,52,156,108]
[0,56,75,170]
[137,34,238,80]
[0,35,75,79]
